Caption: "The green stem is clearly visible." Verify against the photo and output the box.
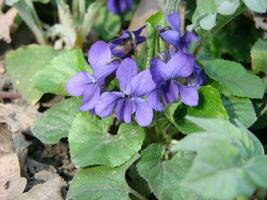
[14,0,46,44]
[158,0,180,14]
[128,186,148,200]
[77,0,104,47]
[193,5,246,56]
[79,0,86,21]
[72,0,79,19]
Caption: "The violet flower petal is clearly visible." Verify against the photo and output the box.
[123,99,136,123]
[116,58,137,93]
[80,85,101,111]
[167,51,195,78]
[93,62,119,83]
[161,81,179,105]
[160,30,180,46]
[127,69,156,97]
[147,90,162,112]
[166,12,181,31]
[88,41,112,71]
[178,85,199,106]
[134,98,153,127]
[95,92,123,118]
[150,58,170,83]
[65,72,94,96]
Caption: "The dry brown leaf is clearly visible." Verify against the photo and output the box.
[0,153,27,200]
[0,103,39,133]
[20,171,65,200]
[0,8,17,43]
[129,0,161,31]
[0,123,14,153]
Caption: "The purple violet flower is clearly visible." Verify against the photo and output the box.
[110,26,145,59]
[147,50,199,112]
[107,0,133,15]
[95,58,155,127]
[65,41,119,111]
[160,12,198,51]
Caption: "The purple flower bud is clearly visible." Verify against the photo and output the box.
[106,0,133,15]
[110,26,146,59]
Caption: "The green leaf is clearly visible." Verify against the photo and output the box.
[242,0,267,13]
[190,0,261,32]
[67,156,137,200]
[69,113,145,168]
[168,86,228,134]
[222,95,256,128]
[251,39,267,73]
[32,98,81,144]
[93,6,121,40]
[33,49,89,95]
[5,0,49,5]
[216,0,240,15]
[171,117,265,199]
[201,59,265,98]
[5,45,58,104]
[246,155,267,188]
[137,144,202,200]
[146,12,165,26]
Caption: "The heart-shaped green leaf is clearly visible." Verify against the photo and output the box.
[69,113,145,168]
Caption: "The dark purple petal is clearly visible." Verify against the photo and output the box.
[88,41,112,71]
[107,0,132,14]
[147,90,162,112]
[95,92,123,118]
[65,72,94,96]
[107,0,119,14]
[134,98,153,127]
[166,12,181,31]
[167,51,195,78]
[188,65,206,88]
[126,0,133,9]
[115,98,136,123]
[150,58,170,83]
[127,69,156,97]
[116,58,137,93]
[161,81,179,105]
[160,30,180,46]
[180,31,198,49]
[178,85,199,106]
[80,84,101,111]
[93,62,119,83]
[111,31,130,45]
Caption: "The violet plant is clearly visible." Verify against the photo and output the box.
[5,0,267,199]
[65,13,202,127]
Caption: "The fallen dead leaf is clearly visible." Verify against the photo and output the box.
[128,0,161,31]
[0,123,14,153]
[20,171,65,200]
[0,8,17,43]
[0,153,27,200]
[0,123,27,200]
[0,103,39,133]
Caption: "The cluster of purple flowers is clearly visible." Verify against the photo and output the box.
[66,12,205,127]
